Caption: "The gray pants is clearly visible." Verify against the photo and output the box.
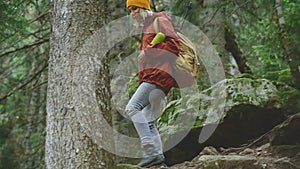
[125,82,165,156]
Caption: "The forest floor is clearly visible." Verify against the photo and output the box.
[117,143,300,169]
[156,143,300,169]
[118,113,300,169]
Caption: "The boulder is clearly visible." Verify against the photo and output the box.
[116,78,300,169]
[269,112,300,145]
[160,78,287,165]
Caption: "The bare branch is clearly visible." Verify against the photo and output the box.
[29,9,50,24]
[0,38,49,58]
[229,0,253,17]
[0,61,48,101]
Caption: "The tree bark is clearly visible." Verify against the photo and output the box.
[225,27,251,73]
[198,0,240,76]
[46,1,115,168]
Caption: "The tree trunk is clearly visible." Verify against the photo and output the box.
[198,0,240,76]
[46,1,115,168]
[225,27,251,73]
[275,0,300,90]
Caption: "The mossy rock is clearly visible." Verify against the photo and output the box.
[277,87,300,114]
[116,164,142,169]
[233,73,260,80]
[263,69,295,87]
[191,155,259,169]
[269,113,300,145]
[160,78,289,165]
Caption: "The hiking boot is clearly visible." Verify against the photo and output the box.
[137,154,165,168]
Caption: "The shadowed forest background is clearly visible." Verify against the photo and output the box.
[0,0,299,169]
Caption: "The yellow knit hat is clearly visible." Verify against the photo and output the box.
[126,0,151,10]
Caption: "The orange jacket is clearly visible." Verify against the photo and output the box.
[139,12,180,94]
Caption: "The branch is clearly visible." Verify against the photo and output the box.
[27,28,50,40]
[0,38,49,58]
[226,0,263,22]
[202,2,229,27]
[151,0,157,12]
[24,142,45,161]
[29,10,50,24]
[0,61,48,101]
[229,0,253,17]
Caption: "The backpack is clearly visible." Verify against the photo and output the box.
[153,18,199,88]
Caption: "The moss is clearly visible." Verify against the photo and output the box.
[270,145,300,157]
[263,69,295,87]
[204,163,219,169]
[277,144,300,150]
[233,73,259,80]
[116,164,141,169]
[277,87,300,114]
[251,79,263,89]
[234,94,249,103]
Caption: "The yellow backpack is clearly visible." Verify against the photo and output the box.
[153,18,199,88]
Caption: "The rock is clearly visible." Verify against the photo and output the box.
[116,164,142,169]
[269,113,300,145]
[239,148,255,155]
[256,143,271,152]
[199,146,219,155]
[161,78,287,165]
[274,157,291,164]
[255,143,272,157]
[191,155,258,169]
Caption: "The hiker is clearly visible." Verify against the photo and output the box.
[125,0,181,167]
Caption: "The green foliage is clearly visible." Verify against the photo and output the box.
[0,0,49,168]
[231,0,300,75]
[169,0,186,15]
[159,101,177,124]
[128,74,139,97]
[0,0,28,40]
[263,69,295,86]
[277,86,300,114]
[0,141,21,169]
[170,0,199,23]
[283,0,300,66]
[230,1,282,74]
[283,0,300,34]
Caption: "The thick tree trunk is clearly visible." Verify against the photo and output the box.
[46,1,115,168]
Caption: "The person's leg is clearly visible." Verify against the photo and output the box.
[140,88,165,156]
[125,82,165,167]
[125,82,159,148]
[147,89,165,157]
[148,121,163,155]
[136,120,165,168]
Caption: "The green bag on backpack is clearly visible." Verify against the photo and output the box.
[153,18,199,88]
